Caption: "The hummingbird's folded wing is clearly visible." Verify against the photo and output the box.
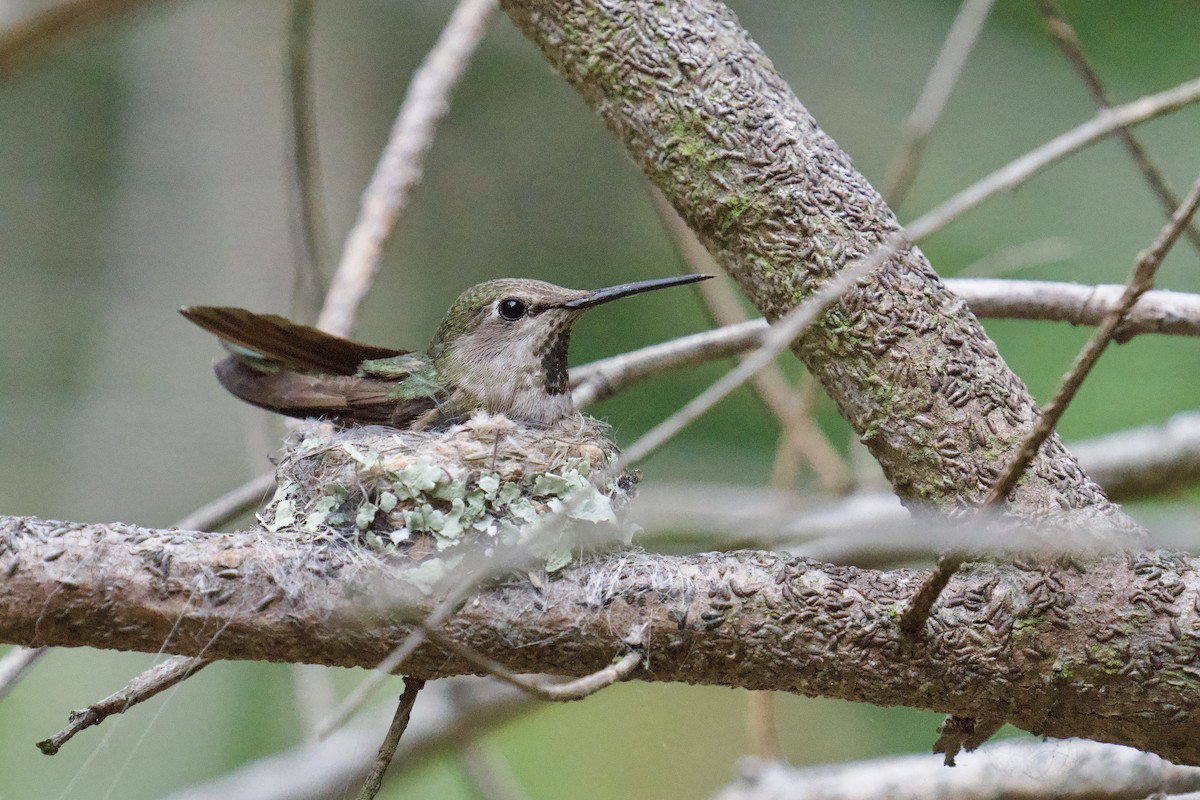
[180,306,408,376]
[213,358,437,426]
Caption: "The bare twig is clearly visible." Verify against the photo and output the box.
[315,532,540,738]
[317,0,497,337]
[986,170,1200,507]
[747,691,781,761]
[36,654,209,755]
[897,551,968,635]
[0,0,162,74]
[315,626,430,740]
[633,410,1200,563]
[570,278,1200,406]
[948,278,1200,339]
[903,74,1200,242]
[0,645,47,703]
[285,0,328,316]
[1036,0,1200,254]
[354,677,425,800]
[712,739,1200,800]
[171,471,275,532]
[424,625,642,701]
[884,0,997,206]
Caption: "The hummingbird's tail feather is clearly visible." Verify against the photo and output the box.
[180,306,408,376]
[213,358,433,426]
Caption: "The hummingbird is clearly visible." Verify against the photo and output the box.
[182,274,712,430]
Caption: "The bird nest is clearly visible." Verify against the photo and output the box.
[259,412,638,587]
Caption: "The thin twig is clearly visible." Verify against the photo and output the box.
[1071,411,1200,502]
[747,691,781,761]
[633,409,1200,562]
[171,471,275,532]
[315,626,431,739]
[317,0,497,337]
[898,551,968,634]
[0,645,47,702]
[285,0,328,317]
[948,278,1200,339]
[316,531,533,738]
[571,277,1200,404]
[36,655,210,755]
[986,169,1200,507]
[0,0,162,74]
[650,188,852,492]
[424,626,642,701]
[884,0,997,206]
[904,74,1200,242]
[711,739,1200,800]
[1035,0,1200,254]
[354,677,426,800]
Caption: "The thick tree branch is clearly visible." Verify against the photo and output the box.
[498,0,1138,534]
[2,515,1199,764]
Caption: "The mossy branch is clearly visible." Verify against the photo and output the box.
[2,514,1198,764]
[499,0,1138,536]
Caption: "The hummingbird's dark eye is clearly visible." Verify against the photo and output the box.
[497,298,527,321]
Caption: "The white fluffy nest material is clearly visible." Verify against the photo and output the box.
[259,412,638,575]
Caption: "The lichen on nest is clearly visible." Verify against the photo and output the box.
[258,412,639,581]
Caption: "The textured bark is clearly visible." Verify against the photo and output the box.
[499,0,1139,536]
[5,0,1187,781]
[2,515,1198,764]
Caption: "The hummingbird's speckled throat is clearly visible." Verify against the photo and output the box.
[538,318,573,397]
[182,273,713,429]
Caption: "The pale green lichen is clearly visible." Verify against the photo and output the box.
[259,412,637,586]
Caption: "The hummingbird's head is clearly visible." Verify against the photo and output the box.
[427,274,711,423]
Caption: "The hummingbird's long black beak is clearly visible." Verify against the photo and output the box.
[562,274,713,310]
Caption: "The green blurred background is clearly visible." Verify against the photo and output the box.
[1,0,1198,797]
